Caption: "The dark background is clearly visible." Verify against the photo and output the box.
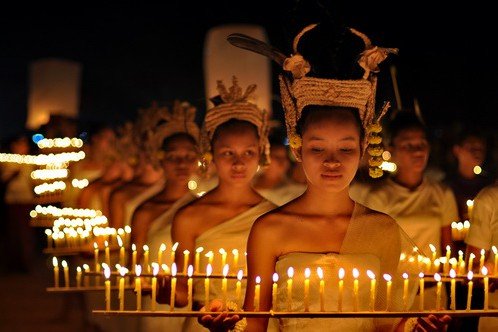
[1,1,497,144]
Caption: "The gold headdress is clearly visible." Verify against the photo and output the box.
[228,24,397,178]
[139,100,200,168]
[200,76,270,169]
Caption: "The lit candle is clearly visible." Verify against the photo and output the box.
[444,245,451,274]
[236,270,243,307]
[287,267,294,311]
[493,246,498,275]
[119,267,127,311]
[62,260,69,288]
[244,252,248,275]
[479,249,486,272]
[205,251,214,267]
[94,241,100,270]
[83,264,90,287]
[338,267,345,312]
[419,272,425,311]
[451,222,457,240]
[135,265,142,311]
[468,253,475,273]
[170,263,177,311]
[450,269,456,310]
[316,267,325,312]
[402,273,409,311]
[143,245,150,273]
[52,257,59,288]
[482,266,489,310]
[205,264,212,307]
[131,244,137,269]
[151,263,159,311]
[434,273,442,310]
[272,272,279,312]
[232,249,239,271]
[222,264,229,307]
[433,259,441,274]
[104,266,111,311]
[384,274,392,311]
[124,225,131,246]
[254,276,261,311]
[466,271,473,311]
[219,248,227,270]
[170,242,179,265]
[117,236,125,266]
[466,199,474,219]
[105,241,110,267]
[45,229,53,248]
[367,270,376,311]
[429,244,437,270]
[187,265,194,310]
[450,258,458,272]
[183,250,190,274]
[352,268,359,311]
[76,266,82,288]
[194,247,203,273]
[458,250,464,266]
[157,243,166,265]
[304,268,311,312]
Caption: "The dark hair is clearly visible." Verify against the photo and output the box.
[454,128,487,146]
[161,132,197,151]
[388,112,428,144]
[296,105,365,143]
[211,119,259,145]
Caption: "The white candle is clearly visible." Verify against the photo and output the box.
[304,268,311,312]
[170,242,179,266]
[222,264,229,307]
[479,249,486,272]
[76,266,82,288]
[135,265,142,311]
[62,260,69,288]
[158,243,166,265]
[105,241,110,267]
[367,270,376,311]
[434,273,442,310]
[419,272,425,311]
[104,266,111,311]
[317,267,325,312]
[338,268,345,312]
[466,271,473,311]
[131,244,137,269]
[83,264,90,287]
[187,265,194,310]
[352,268,359,311]
[236,270,243,307]
[45,229,53,248]
[402,273,409,311]
[272,272,279,312]
[482,266,489,310]
[205,251,214,268]
[52,257,59,288]
[429,244,437,271]
[151,263,159,311]
[194,247,204,273]
[468,253,475,273]
[119,267,127,311]
[444,245,451,274]
[170,263,177,311]
[254,276,261,311]
[94,242,100,285]
[232,249,239,271]
[287,267,294,311]
[117,236,125,267]
[143,245,150,273]
[450,269,456,310]
[205,264,212,307]
[183,250,190,275]
[124,225,131,246]
[384,274,392,311]
[493,246,498,275]
[219,248,227,270]
[466,199,474,219]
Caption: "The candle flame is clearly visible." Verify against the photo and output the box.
[61,260,68,268]
[223,264,229,277]
[135,265,142,277]
[117,235,123,247]
[83,264,89,271]
[119,267,128,277]
[206,264,212,277]
[152,263,159,276]
[45,229,52,236]
[450,269,456,278]
[482,266,488,275]
[205,251,214,258]
[317,267,323,280]
[481,249,486,256]
[195,246,204,253]
[118,228,124,235]
[287,267,294,278]
[273,272,279,283]
[160,243,166,252]
[399,253,406,261]
[132,243,136,251]
[183,249,190,255]
[256,276,261,284]
[188,265,193,277]
[77,266,81,272]
[450,257,457,265]
[429,244,436,253]
[101,263,108,271]
[466,199,474,207]
[338,268,345,280]
[419,272,424,278]
[171,263,177,277]
[304,268,311,279]
[402,272,408,279]
[237,270,243,281]
[468,271,474,280]
[104,240,108,248]
[464,220,470,229]
[434,273,441,282]
[470,253,476,259]
[143,244,149,252]
[383,274,392,282]
[124,225,131,233]
[352,268,359,279]
[94,242,98,250]
[172,242,179,251]
[232,249,239,255]
[367,270,375,279]
[446,245,451,251]
[162,264,170,274]
[104,267,111,279]
[219,248,226,254]
[52,257,58,267]
[493,246,498,255]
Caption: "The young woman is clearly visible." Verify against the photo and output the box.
[156,77,277,332]
[201,22,450,332]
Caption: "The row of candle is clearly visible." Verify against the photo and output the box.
[37,137,83,149]
[451,221,470,241]
[31,205,102,219]
[0,151,85,165]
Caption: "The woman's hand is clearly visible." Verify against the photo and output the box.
[198,299,241,332]
[415,314,451,331]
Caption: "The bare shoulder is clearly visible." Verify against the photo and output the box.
[172,192,217,227]
[355,203,398,228]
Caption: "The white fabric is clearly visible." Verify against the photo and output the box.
[256,179,306,206]
[123,179,166,227]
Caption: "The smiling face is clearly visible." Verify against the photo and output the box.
[212,120,260,187]
[298,108,362,193]
[161,133,199,184]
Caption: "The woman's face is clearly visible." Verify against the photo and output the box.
[299,110,361,193]
[161,135,199,183]
[212,123,260,187]
[389,127,429,175]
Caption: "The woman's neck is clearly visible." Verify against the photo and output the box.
[300,185,354,216]
[253,173,284,190]
[214,181,260,204]
[155,180,189,201]
[137,166,163,184]
[393,170,424,190]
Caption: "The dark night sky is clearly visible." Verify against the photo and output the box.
[1,1,497,141]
